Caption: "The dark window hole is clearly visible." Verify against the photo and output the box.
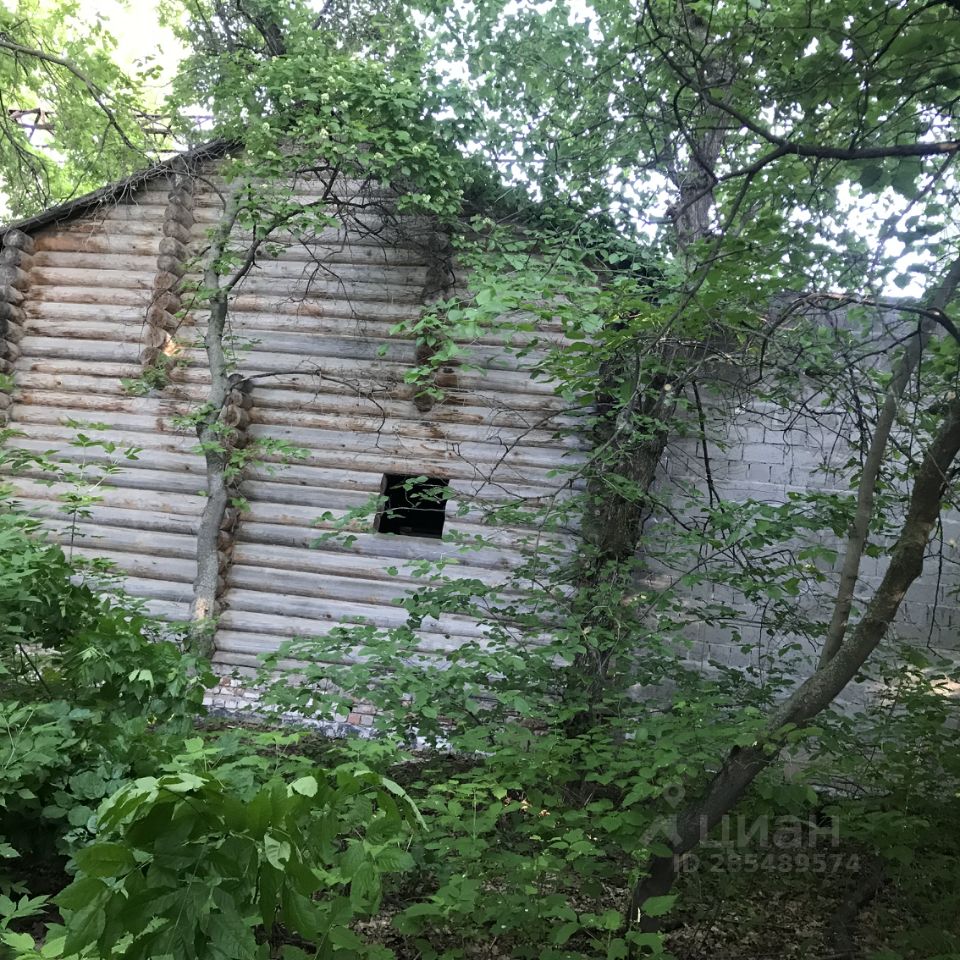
[375,474,449,539]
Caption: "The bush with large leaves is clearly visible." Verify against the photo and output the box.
[0,500,212,871]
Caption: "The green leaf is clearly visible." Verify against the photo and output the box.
[290,776,318,798]
[640,895,677,918]
[73,842,136,878]
[552,921,580,945]
[859,164,884,189]
[56,877,109,913]
[263,833,292,870]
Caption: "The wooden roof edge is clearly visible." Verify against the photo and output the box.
[0,138,235,241]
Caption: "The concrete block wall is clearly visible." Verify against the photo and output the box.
[654,385,960,688]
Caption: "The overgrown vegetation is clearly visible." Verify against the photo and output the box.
[3,0,960,957]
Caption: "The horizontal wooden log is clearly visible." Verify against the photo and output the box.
[11,369,572,419]
[23,318,150,344]
[172,349,558,399]
[32,251,161,273]
[249,407,581,450]
[68,545,197,582]
[238,498,568,545]
[182,328,553,373]
[98,202,169,222]
[215,606,486,644]
[242,421,578,472]
[29,286,153,309]
[222,588,490,638]
[211,629,471,664]
[188,219,418,250]
[35,233,160,256]
[19,336,143,363]
[228,545,509,592]
[142,599,191,623]
[9,439,206,477]
[8,478,205,516]
[12,387,192,419]
[16,358,142,378]
[31,266,156,291]
[218,274,424,304]
[39,518,199,560]
[11,463,209,499]
[226,565,416,604]
[114,575,195,603]
[14,499,201,537]
[234,522,522,569]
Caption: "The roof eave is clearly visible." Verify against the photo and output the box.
[0,139,234,241]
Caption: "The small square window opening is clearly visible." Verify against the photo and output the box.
[375,474,449,539]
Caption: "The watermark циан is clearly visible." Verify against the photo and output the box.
[642,785,857,875]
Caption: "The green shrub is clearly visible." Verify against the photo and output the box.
[5,738,421,960]
[0,504,212,869]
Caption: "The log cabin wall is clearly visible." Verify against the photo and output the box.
[2,159,582,681]
[7,172,205,623]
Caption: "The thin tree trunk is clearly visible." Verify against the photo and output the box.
[628,387,960,936]
[819,257,960,666]
[189,188,241,653]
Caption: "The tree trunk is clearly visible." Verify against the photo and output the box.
[188,187,242,655]
[628,389,960,936]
